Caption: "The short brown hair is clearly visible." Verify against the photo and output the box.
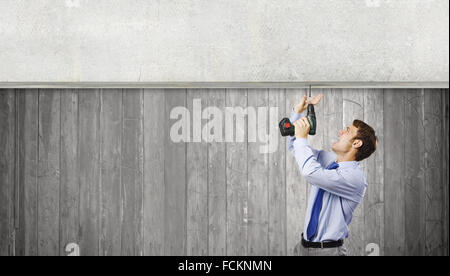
[352,120,378,162]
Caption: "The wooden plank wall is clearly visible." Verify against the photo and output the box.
[0,88,448,256]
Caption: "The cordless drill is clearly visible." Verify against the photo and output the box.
[279,104,317,137]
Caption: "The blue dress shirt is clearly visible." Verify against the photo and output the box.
[288,110,368,242]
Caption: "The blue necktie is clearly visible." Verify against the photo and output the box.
[306,161,339,241]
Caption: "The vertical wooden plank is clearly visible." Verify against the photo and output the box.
[384,89,406,256]
[323,89,343,150]
[37,89,60,256]
[143,89,165,255]
[442,89,449,256]
[164,89,187,255]
[404,89,426,256]
[186,89,208,255]
[207,89,227,256]
[0,90,15,256]
[0,90,10,255]
[121,89,144,256]
[285,88,307,256]
[424,89,444,256]
[16,89,39,256]
[363,89,385,256]
[342,89,364,256]
[268,88,286,256]
[99,89,122,256]
[13,90,19,256]
[247,89,269,255]
[225,89,248,256]
[78,90,101,256]
[59,90,79,256]
[0,90,9,256]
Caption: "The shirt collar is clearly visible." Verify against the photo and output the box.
[336,161,359,169]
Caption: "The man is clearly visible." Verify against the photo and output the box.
[289,94,378,256]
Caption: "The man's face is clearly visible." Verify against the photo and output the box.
[331,124,359,154]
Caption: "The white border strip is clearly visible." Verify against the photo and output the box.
[0,82,448,89]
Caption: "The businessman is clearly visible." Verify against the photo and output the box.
[290,94,378,256]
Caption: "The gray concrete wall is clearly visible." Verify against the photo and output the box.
[0,0,448,83]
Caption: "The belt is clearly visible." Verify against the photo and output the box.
[301,233,344,249]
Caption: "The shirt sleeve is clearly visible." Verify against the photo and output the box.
[293,138,363,203]
[287,109,303,155]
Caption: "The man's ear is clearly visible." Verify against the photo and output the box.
[352,139,363,149]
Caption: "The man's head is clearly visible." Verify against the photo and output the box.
[331,120,378,162]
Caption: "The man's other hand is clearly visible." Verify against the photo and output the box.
[294,94,323,114]
[294,117,311,139]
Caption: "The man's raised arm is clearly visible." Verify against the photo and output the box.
[287,108,303,154]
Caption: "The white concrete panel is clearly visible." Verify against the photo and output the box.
[0,0,448,82]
